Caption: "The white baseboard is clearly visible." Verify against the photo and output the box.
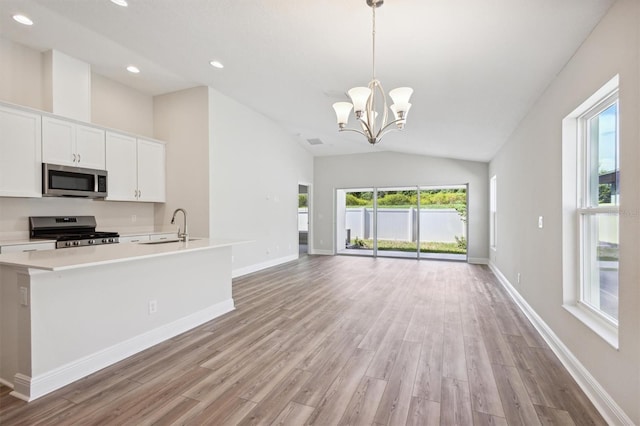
[309,249,333,256]
[488,262,632,426]
[20,299,235,401]
[468,257,489,265]
[232,254,298,278]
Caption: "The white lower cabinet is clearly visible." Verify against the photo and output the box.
[0,242,56,254]
[105,132,166,202]
[0,106,42,197]
[119,233,176,243]
[149,233,177,242]
[118,235,151,244]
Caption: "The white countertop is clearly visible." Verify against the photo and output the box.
[0,238,247,271]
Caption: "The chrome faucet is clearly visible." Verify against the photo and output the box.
[170,208,189,242]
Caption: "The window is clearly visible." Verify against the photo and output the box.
[562,75,619,347]
[490,175,497,250]
[578,93,619,324]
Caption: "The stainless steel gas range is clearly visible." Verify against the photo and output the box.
[29,216,119,249]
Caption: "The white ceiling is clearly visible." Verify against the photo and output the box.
[0,0,614,162]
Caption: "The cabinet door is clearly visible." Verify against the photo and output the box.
[105,132,138,201]
[119,235,150,243]
[42,116,75,166]
[137,139,166,202]
[0,106,42,197]
[76,125,105,170]
[0,242,56,253]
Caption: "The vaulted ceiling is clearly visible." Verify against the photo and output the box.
[0,0,614,161]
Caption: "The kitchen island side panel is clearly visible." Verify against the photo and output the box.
[2,245,233,400]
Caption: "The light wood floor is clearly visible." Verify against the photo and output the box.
[0,255,606,425]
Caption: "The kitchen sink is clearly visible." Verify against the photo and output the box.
[140,238,200,245]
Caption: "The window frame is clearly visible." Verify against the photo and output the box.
[577,92,619,327]
[490,175,497,251]
[562,75,620,348]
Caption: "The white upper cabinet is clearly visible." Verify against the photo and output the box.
[0,106,42,197]
[42,116,105,169]
[105,132,165,202]
[76,125,106,170]
[105,132,138,201]
[137,139,166,202]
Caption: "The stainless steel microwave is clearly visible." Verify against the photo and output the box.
[42,163,108,198]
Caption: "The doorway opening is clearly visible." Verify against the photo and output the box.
[336,185,467,261]
[298,184,309,256]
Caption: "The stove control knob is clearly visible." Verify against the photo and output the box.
[102,239,107,243]
[88,239,95,245]
[65,242,71,247]
[73,241,80,246]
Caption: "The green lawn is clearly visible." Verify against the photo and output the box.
[352,239,466,254]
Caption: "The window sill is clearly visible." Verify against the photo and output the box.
[562,303,619,349]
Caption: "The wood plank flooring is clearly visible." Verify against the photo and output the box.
[0,255,607,425]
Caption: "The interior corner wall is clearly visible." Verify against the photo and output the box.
[488,0,640,422]
[208,87,314,274]
[153,87,211,238]
[313,152,489,261]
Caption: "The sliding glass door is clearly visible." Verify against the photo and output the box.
[418,185,467,261]
[336,185,468,261]
[376,187,419,258]
[337,188,375,256]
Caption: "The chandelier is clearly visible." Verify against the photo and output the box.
[332,0,413,146]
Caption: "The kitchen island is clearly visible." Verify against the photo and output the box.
[0,238,244,401]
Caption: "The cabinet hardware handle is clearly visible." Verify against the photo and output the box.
[77,153,81,163]
[72,153,77,162]
[138,190,141,198]
[22,249,37,252]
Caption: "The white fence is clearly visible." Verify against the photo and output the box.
[298,208,308,231]
[345,207,465,243]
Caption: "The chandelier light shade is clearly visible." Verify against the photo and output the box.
[332,0,413,145]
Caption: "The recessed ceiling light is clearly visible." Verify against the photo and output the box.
[110,0,128,6]
[13,14,33,26]
[209,60,224,69]
[126,65,140,74]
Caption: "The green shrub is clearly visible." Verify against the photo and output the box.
[298,194,308,207]
[455,235,467,250]
[378,193,412,206]
[346,193,369,206]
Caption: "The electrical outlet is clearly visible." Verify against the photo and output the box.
[517,273,521,284]
[19,287,28,306]
[131,214,137,223]
[148,300,158,314]
[538,216,543,229]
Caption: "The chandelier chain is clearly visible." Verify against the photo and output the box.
[372,3,376,81]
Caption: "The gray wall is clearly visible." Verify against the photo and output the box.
[313,151,489,262]
[209,87,314,274]
[489,0,639,422]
